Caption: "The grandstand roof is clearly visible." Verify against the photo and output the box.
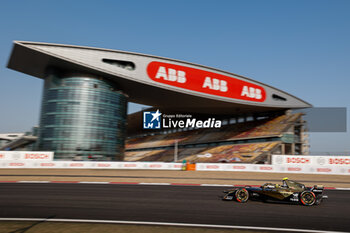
[8,41,311,114]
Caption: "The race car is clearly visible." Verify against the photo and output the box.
[223,178,328,206]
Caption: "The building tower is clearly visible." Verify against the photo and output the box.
[37,70,127,160]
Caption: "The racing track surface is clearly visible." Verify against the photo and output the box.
[0,183,349,232]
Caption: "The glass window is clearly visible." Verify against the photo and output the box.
[46,102,57,112]
[45,115,55,125]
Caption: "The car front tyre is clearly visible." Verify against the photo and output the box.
[235,188,249,203]
[300,191,316,206]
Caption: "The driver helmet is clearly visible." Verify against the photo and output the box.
[282,177,289,187]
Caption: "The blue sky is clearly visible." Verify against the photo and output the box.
[0,0,349,154]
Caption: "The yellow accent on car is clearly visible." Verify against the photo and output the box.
[283,177,289,180]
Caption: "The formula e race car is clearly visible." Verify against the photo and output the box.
[223,178,328,206]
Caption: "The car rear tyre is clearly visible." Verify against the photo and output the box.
[235,188,249,203]
[300,191,316,206]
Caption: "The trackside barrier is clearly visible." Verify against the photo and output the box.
[0,160,349,174]
[0,161,183,170]
[271,155,350,175]
[272,155,350,166]
[0,151,348,175]
[195,163,272,172]
[195,163,350,175]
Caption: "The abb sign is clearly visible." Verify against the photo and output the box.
[147,61,266,102]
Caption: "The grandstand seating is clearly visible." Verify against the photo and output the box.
[124,142,280,163]
[186,142,280,163]
[126,114,301,148]
[124,149,165,161]
[124,113,302,163]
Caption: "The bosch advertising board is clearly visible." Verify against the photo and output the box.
[272,155,350,166]
[147,61,266,102]
[0,151,54,161]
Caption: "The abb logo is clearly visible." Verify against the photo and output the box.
[40,163,55,167]
[25,153,49,160]
[97,163,111,167]
[9,163,24,166]
[329,158,350,165]
[202,77,228,92]
[124,164,137,168]
[233,166,246,169]
[0,154,4,159]
[155,66,186,83]
[287,157,310,164]
[69,163,83,167]
[241,86,263,100]
[287,167,302,171]
[206,165,220,169]
[147,61,266,102]
[174,164,182,168]
[317,168,332,173]
[149,164,162,168]
[259,166,273,170]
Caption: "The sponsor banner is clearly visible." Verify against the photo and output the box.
[196,163,350,175]
[274,165,349,175]
[37,162,57,168]
[147,61,266,102]
[272,155,350,167]
[196,164,275,172]
[0,159,348,175]
[255,165,274,172]
[114,162,182,170]
[0,161,183,170]
[0,151,53,161]
[274,165,309,174]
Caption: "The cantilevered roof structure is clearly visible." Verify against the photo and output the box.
[8,41,311,115]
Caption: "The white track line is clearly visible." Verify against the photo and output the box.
[138,182,171,185]
[78,182,110,184]
[16,181,51,183]
[334,187,350,191]
[0,218,346,233]
[201,184,234,187]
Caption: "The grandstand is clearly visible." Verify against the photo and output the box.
[125,112,309,164]
[6,41,311,161]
